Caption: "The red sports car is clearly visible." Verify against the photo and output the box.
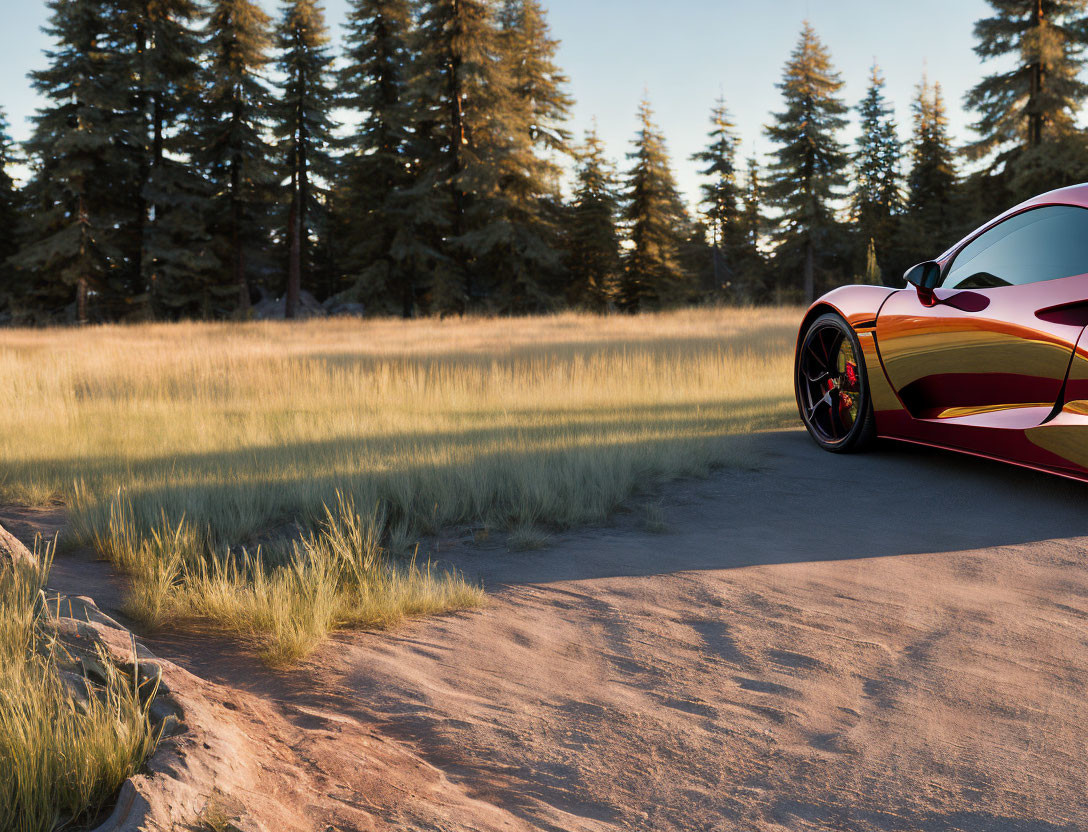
[796,183,1088,482]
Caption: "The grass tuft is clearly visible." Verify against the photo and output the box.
[507,524,552,551]
[93,490,484,665]
[0,539,159,832]
[639,500,669,534]
[197,794,241,832]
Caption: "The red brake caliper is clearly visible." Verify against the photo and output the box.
[844,362,858,387]
[839,362,858,414]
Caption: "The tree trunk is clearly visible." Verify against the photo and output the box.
[231,158,249,316]
[286,65,306,320]
[449,0,469,310]
[1030,0,1045,148]
[712,245,723,293]
[135,9,151,317]
[77,276,89,326]
[286,189,301,319]
[148,89,165,315]
[804,238,815,305]
[77,194,90,325]
[402,275,414,319]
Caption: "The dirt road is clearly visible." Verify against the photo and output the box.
[9,430,1088,831]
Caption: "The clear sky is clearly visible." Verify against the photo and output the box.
[1,0,1000,204]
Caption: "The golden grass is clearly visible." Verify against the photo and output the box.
[0,308,799,660]
[0,543,159,832]
[94,492,485,666]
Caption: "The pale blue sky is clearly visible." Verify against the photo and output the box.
[1,0,1000,204]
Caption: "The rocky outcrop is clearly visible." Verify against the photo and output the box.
[249,288,366,321]
[0,521,267,831]
[6,516,527,832]
[46,594,280,832]
[251,289,328,321]
[0,521,36,569]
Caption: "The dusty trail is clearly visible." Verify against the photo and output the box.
[7,430,1088,831]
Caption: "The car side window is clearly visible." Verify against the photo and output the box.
[943,205,1088,290]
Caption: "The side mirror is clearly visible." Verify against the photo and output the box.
[904,261,941,306]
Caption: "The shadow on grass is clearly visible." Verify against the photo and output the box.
[6,397,794,542]
[27,420,1088,574]
[301,321,797,366]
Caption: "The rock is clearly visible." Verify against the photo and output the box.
[56,595,127,630]
[322,298,366,318]
[251,289,327,321]
[0,521,37,570]
[118,660,169,701]
[44,592,314,832]
[58,671,92,709]
[148,697,185,734]
[54,616,99,644]
[79,655,114,687]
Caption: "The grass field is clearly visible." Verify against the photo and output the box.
[0,308,798,661]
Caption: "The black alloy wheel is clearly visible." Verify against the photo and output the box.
[795,312,876,453]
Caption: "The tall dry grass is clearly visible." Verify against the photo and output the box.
[0,308,798,659]
[94,491,484,665]
[0,541,159,832]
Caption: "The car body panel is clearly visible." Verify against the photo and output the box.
[799,285,896,330]
[856,329,902,416]
[798,183,1088,482]
[874,275,1088,424]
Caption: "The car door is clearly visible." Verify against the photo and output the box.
[876,205,1088,430]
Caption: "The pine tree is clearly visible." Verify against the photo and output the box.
[194,0,276,316]
[273,0,337,318]
[14,0,139,323]
[739,156,764,251]
[860,237,882,285]
[413,0,558,313]
[691,97,741,296]
[967,0,1088,159]
[620,99,691,311]
[498,0,572,302]
[765,23,849,304]
[852,63,901,269]
[907,78,958,247]
[0,109,18,285]
[413,0,505,312]
[565,126,622,308]
[499,0,573,165]
[734,156,767,303]
[336,0,419,316]
[125,0,213,318]
[0,109,20,318]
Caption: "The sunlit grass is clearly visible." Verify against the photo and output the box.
[0,542,159,832]
[94,491,485,665]
[0,308,798,660]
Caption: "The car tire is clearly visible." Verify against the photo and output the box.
[795,312,877,454]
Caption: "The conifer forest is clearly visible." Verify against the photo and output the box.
[2,0,1088,323]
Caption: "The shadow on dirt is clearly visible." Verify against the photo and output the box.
[436,429,1088,586]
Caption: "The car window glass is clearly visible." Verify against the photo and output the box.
[943,206,1088,290]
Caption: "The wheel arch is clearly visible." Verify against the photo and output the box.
[795,285,905,435]
[796,302,842,352]
[797,286,897,339]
